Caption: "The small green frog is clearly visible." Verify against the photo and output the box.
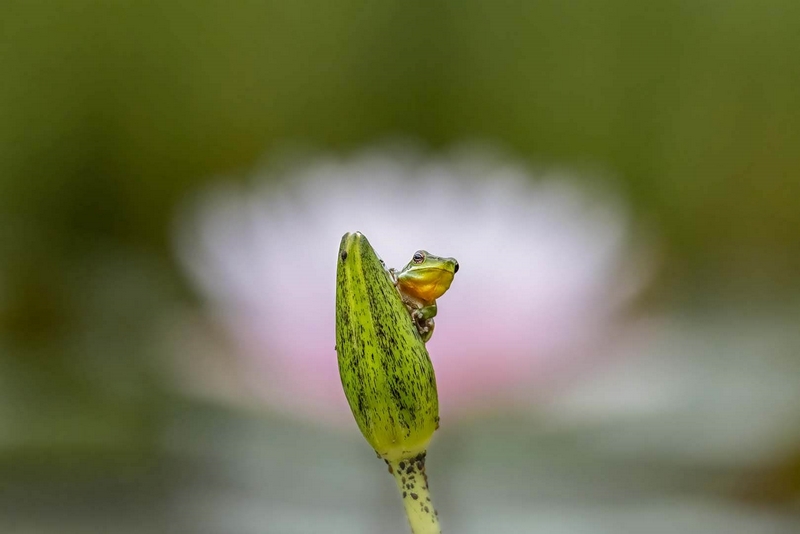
[390,250,459,342]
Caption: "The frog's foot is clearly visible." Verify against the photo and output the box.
[420,322,434,343]
[417,319,434,343]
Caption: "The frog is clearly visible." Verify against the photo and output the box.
[389,250,459,342]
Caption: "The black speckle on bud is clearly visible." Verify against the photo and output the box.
[340,250,348,261]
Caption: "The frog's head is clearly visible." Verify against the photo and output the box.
[396,250,459,302]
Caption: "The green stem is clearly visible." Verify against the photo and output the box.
[387,453,441,534]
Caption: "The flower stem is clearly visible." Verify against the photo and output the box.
[387,453,441,534]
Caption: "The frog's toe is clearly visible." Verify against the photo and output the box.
[422,320,435,342]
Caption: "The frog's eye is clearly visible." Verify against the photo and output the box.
[453,262,459,273]
[413,251,425,263]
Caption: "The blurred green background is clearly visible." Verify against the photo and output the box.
[2,1,800,532]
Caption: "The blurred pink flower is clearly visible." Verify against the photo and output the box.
[173,145,651,423]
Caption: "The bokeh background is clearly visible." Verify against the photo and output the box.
[2,1,800,533]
